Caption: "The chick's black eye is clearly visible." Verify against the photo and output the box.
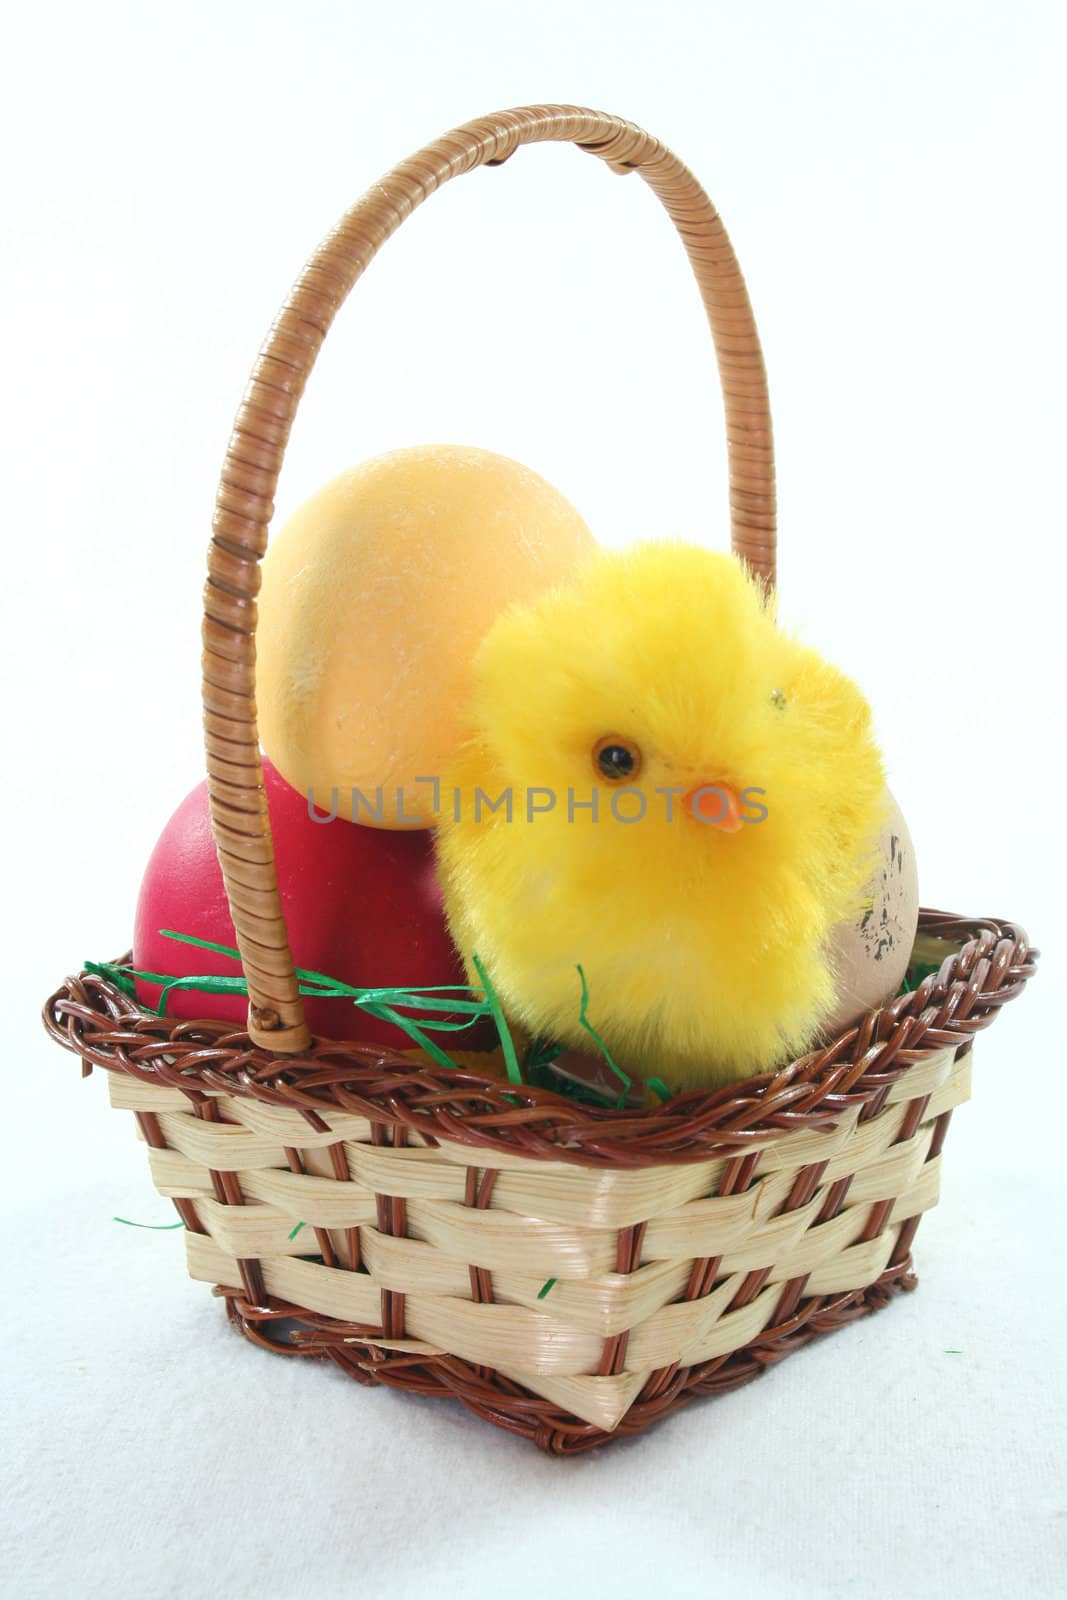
[593,735,642,781]
[769,688,787,710]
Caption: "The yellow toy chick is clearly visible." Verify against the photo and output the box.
[435,542,887,1091]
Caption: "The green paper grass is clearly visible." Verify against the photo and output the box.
[576,964,632,1108]
[898,960,942,995]
[114,1216,184,1230]
[87,933,631,1110]
[469,952,522,1085]
[91,927,943,1114]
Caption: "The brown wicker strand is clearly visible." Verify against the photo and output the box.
[202,104,775,1051]
[213,1263,918,1453]
[194,1097,266,1306]
[42,914,1036,1169]
[42,910,1033,1452]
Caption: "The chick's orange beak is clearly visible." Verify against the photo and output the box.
[683,781,745,832]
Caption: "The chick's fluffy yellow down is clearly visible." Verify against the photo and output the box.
[435,542,887,1090]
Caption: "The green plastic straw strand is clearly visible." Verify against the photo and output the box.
[159,929,242,959]
[576,965,631,1108]
[293,969,486,1010]
[84,961,137,998]
[114,1216,184,1230]
[159,934,489,1014]
[360,1001,461,1073]
[469,953,522,1086]
[91,932,656,1114]
[156,974,249,1016]
[154,931,496,1027]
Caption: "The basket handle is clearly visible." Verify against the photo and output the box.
[203,104,777,1052]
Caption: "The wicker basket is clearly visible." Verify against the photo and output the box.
[44,105,1037,1453]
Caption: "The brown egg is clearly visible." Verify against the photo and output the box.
[821,790,919,1039]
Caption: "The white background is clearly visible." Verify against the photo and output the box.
[3,2,1064,1596]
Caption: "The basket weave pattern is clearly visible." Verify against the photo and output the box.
[46,913,1034,1451]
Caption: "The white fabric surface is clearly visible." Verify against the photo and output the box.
[5,963,1062,1600]
[4,2,1065,1594]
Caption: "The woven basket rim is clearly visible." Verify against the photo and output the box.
[43,908,1035,1170]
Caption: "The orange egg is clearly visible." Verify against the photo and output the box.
[256,445,595,828]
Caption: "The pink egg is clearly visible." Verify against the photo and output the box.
[132,760,481,1047]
